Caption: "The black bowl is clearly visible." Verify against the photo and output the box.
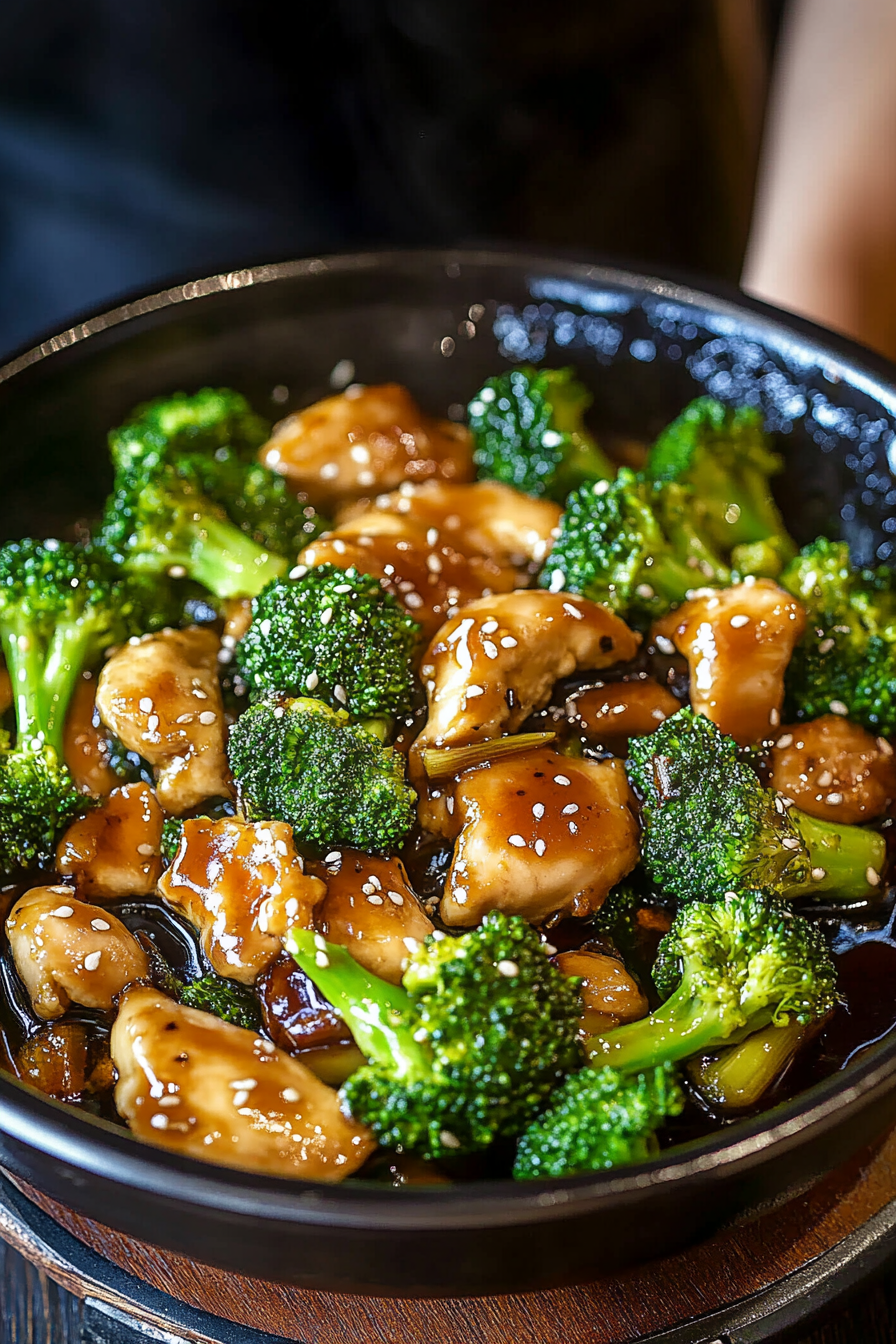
[0,250,895,1298]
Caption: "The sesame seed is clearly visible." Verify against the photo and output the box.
[818,637,835,654]
[91,919,110,932]
[137,843,156,856]
[439,1130,461,1150]
[776,734,794,749]
[482,640,498,659]
[167,565,186,580]
[867,867,881,887]
[508,834,526,847]
[466,685,484,698]
[654,635,675,655]
[289,564,309,579]
[826,792,844,805]
[320,607,333,626]
[635,583,655,599]
[150,1114,169,1130]
[500,636,518,648]
[157,1095,179,1108]
[387,891,405,905]
[562,602,584,620]
[769,708,781,727]
[325,851,342,864]
[816,770,833,788]
[198,710,217,725]
[729,614,750,629]
[562,803,579,815]
[781,837,801,850]
[534,839,546,856]
[368,874,382,890]
[282,1088,300,1103]
[367,893,384,906]
[192,688,208,699]
[532,803,545,819]
[51,906,74,919]
[403,937,420,953]
[497,960,519,977]
[139,697,154,712]
[233,1091,250,1108]
[481,620,499,634]
[313,933,327,951]
[146,714,160,733]
[305,671,319,692]
[811,868,827,881]
[315,951,330,968]
[334,685,347,704]
[568,821,578,834]
[829,700,849,716]
[554,774,571,786]
[427,528,439,546]
[84,951,102,971]
[320,462,339,480]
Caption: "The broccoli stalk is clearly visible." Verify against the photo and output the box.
[286,912,584,1159]
[236,565,421,716]
[647,397,795,570]
[588,891,837,1073]
[689,1019,808,1111]
[227,696,416,853]
[628,708,887,903]
[0,540,146,869]
[781,539,896,736]
[179,973,262,1032]
[468,366,614,500]
[539,469,730,625]
[513,1063,684,1179]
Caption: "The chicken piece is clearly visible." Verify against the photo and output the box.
[416,590,640,755]
[339,480,562,571]
[56,783,164,900]
[770,716,896,824]
[571,678,681,753]
[555,950,649,1034]
[261,383,474,510]
[300,510,517,639]
[7,886,149,1020]
[312,850,433,984]
[63,672,120,796]
[112,986,375,1180]
[442,747,640,926]
[95,627,232,815]
[159,818,326,984]
[654,580,806,746]
[15,1023,90,1099]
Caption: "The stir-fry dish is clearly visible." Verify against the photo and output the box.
[0,371,894,1186]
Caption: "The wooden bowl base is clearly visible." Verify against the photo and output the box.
[4,1129,896,1343]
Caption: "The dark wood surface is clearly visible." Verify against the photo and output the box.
[1,1234,895,1343]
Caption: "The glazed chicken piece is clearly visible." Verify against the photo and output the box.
[441,747,640,926]
[570,678,681,754]
[299,509,517,639]
[653,580,806,746]
[770,716,896,824]
[112,986,375,1180]
[555,950,649,1034]
[7,887,149,1020]
[312,850,433,984]
[62,672,121,796]
[415,590,640,755]
[339,479,562,571]
[160,818,326,984]
[56,783,164,899]
[95,627,232,815]
[261,383,474,510]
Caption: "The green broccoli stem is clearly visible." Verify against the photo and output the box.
[788,807,887,899]
[0,617,51,747]
[547,389,614,486]
[41,616,109,753]
[286,928,431,1082]
[689,1019,806,1111]
[640,552,702,606]
[586,977,771,1073]
[132,508,288,599]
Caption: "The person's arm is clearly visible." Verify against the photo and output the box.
[743,0,896,360]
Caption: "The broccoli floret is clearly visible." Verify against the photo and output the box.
[178,450,326,559]
[0,540,152,870]
[781,539,896,736]
[648,397,795,568]
[179,973,262,1031]
[236,567,421,716]
[287,912,583,1159]
[468,366,614,500]
[160,818,185,866]
[589,890,837,1073]
[628,708,887,903]
[227,696,416,853]
[539,469,730,624]
[99,390,294,600]
[513,1063,683,1179]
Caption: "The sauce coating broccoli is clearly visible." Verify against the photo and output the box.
[287,912,583,1159]
[628,708,887,903]
[236,566,421,717]
[468,366,614,500]
[227,697,416,853]
[781,538,896,737]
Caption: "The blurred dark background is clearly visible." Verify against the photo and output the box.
[0,0,787,357]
